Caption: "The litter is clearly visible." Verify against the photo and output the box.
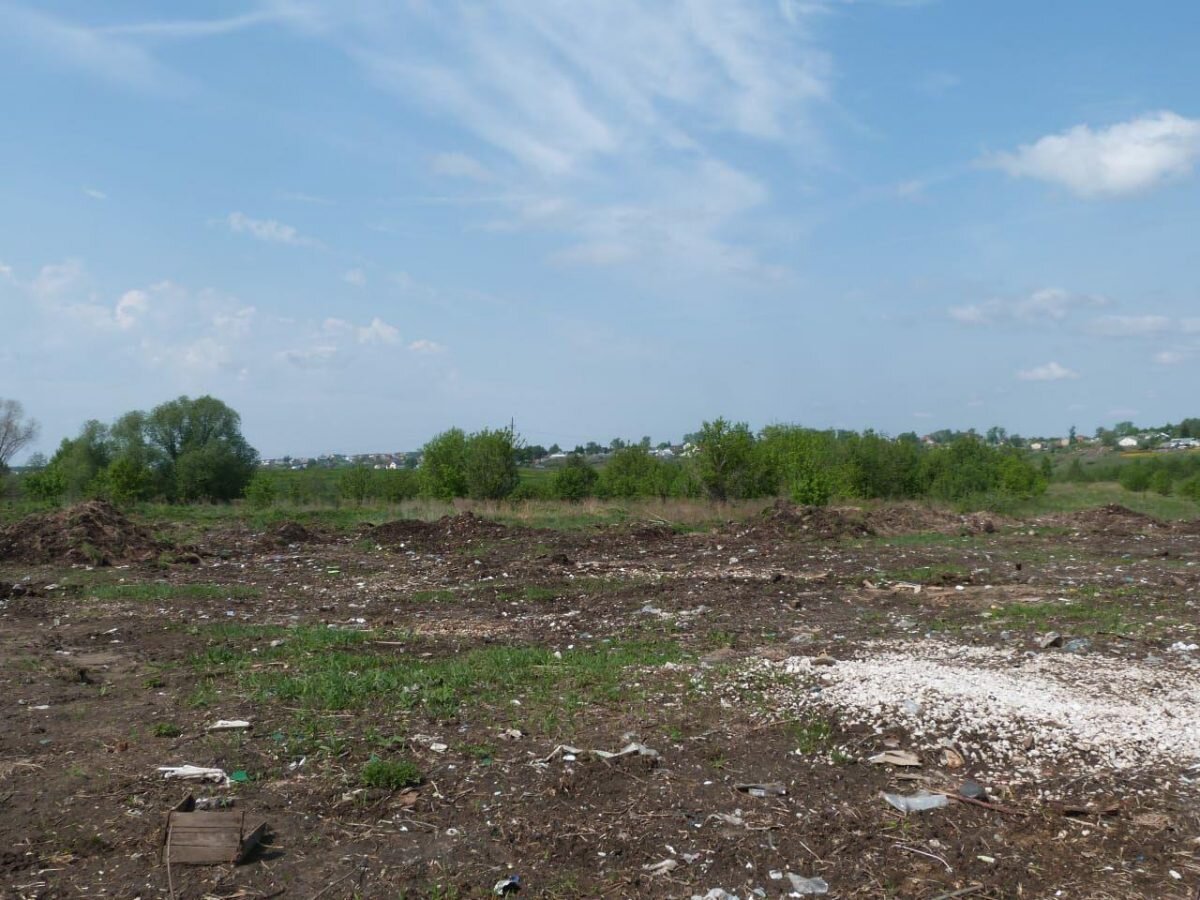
[541,742,660,763]
[958,779,988,802]
[868,750,921,767]
[1039,632,1063,649]
[692,891,739,900]
[786,873,829,895]
[158,765,232,787]
[161,795,266,866]
[207,719,251,732]
[492,874,521,895]
[643,859,679,876]
[735,782,787,797]
[881,791,949,814]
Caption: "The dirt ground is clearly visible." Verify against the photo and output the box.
[2,501,1199,899]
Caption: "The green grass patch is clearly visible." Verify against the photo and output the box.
[189,625,680,721]
[880,565,969,584]
[994,599,1130,633]
[360,756,422,790]
[88,582,261,602]
[152,722,182,738]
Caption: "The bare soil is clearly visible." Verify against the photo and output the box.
[2,501,1199,899]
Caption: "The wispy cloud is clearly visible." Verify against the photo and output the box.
[227,211,318,247]
[342,268,367,287]
[948,288,1105,326]
[1154,349,1187,366]
[432,152,494,182]
[356,317,399,345]
[987,111,1200,198]
[407,338,445,354]
[83,187,107,200]
[0,4,181,93]
[1087,314,1172,337]
[1017,361,1079,382]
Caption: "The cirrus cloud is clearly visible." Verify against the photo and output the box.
[1017,361,1079,382]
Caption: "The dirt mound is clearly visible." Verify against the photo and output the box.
[1065,504,1165,534]
[746,499,874,541]
[266,521,317,546]
[369,511,508,550]
[864,504,998,537]
[0,501,163,566]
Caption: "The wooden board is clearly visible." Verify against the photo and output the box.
[163,810,245,865]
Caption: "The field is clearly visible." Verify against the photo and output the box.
[2,494,1200,899]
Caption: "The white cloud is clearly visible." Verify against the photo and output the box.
[213,306,256,338]
[407,339,445,354]
[432,152,493,182]
[356,317,400,345]
[227,211,317,246]
[0,262,12,279]
[949,288,1105,326]
[83,187,107,200]
[1154,349,1186,366]
[114,289,149,329]
[989,111,1200,197]
[342,268,367,287]
[1017,361,1079,382]
[279,345,339,368]
[1183,318,1200,334]
[1086,315,1171,337]
[31,259,86,300]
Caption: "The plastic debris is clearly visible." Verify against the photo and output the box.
[643,859,679,876]
[541,741,660,763]
[881,790,949,814]
[868,750,920,767]
[786,873,830,895]
[1039,632,1063,649]
[208,719,251,731]
[959,779,989,802]
[692,891,739,900]
[735,782,787,797]
[493,874,521,895]
[158,765,232,787]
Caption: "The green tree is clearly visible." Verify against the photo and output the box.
[1118,464,1152,493]
[340,465,373,506]
[45,420,113,499]
[599,446,661,497]
[420,428,468,499]
[464,427,519,499]
[552,454,598,501]
[692,418,759,501]
[245,471,278,509]
[145,396,258,501]
[1149,468,1173,496]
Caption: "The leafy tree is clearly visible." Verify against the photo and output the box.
[146,396,258,500]
[464,427,519,499]
[340,466,373,506]
[45,420,113,499]
[1118,464,1152,493]
[552,454,599,501]
[599,446,662,498]
[0,398,39,475]
[692,418,759,501]
[420,428,468,499]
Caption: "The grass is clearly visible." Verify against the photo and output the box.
[86,582,261,602]
[879,564,970,584]
[189,624,682,721]
[360,756,422,790]
[1013,482,1200,520]
[994,599,1131,633]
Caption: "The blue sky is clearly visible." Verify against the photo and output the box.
[2,0,1198,458]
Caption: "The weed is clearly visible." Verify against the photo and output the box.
[152,722,182,738]
[790,715,834,754]
[360,756,422,790]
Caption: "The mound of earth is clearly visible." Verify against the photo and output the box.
[1065,503,1164,534]
[369,511,508,550]
[0,501,163,566]
[863,504,998,536]
[265,521,317,546]
[747,499,874,541]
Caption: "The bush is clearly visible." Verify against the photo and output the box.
[339,466,372,506]
[1119,464,1152,493]
[1150,468,1173,496]
[245,471,277,509]
[464,428,519,499]
[552,454,599,501]
[420,428,468,499]
[1178,474,1200,502]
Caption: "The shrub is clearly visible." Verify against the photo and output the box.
[245,471,277,509]
[464,428,519,499]
[552,454,599,501]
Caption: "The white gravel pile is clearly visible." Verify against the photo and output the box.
[764,640,1200,777]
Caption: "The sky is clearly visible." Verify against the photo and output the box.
[2,0,1198,459]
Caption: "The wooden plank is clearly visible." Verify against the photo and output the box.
[163,810,245,865]
[168,811,244,829]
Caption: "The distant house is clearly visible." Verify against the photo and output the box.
[1029,442,1044,451]
[1118,436,1139,449]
